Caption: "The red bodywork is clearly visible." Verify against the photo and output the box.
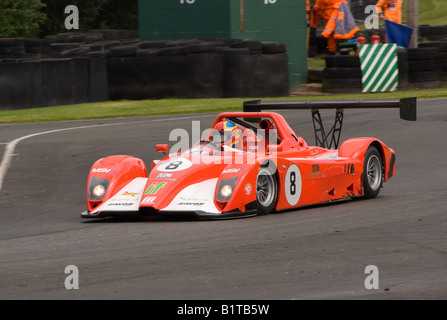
[82,111,395,219]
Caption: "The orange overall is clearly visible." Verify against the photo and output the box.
[311,0,359,53]
[375,0,402,24]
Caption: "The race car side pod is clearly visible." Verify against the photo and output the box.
[243,98,417,149]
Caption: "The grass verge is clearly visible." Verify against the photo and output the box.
[0,88,446,124]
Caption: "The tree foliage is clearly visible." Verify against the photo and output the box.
[0,0,47,38]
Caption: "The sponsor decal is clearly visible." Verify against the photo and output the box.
[106,202,133,207]
[92,168,116,173]
[244,183,252,195]
[144,182,167,195]
[141,197,156,204]
[122,191,138,197]
[222,168,244,174]
[308,164,323,178]
[177,196,208,206]
[178,202,205,206]
[157,173,173,178]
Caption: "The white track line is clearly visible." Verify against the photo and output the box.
[0,115,212,191]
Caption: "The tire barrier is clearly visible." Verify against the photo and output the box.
[407,47,440,88]
[322,55,362,94]
[0,61,43,109]
[418,41,447,81]
[108,40,288,100]
[224,52,289,98]
[397,49,408,90]
[419,25,447,41]
[0,34,288,109]
[320,43,447,93]
[107,55,225,100]
[0,58,109,109]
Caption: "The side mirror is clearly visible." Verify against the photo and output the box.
[155,144,169,153]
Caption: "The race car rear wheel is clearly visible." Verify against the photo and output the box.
[363,146,383,199]
[255,167,277,214]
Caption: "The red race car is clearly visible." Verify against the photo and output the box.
[81,98,416,219]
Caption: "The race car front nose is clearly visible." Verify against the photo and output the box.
[88,176,110,201]
[216,176,239,202]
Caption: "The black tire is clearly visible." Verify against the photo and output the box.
[363,146,383,199]
[397,49,408,74]
[325,55,361,68]
[418,41,447,52]
[409,80,439,88]
[323,87,363,94]
[158,46,186,56]
[0,38,24,47]
[231,40,263,52]
[25,46,42,54]
[262,42,286,54]
[138,40,167,49]
[184,42,217,54]
[409,59,440,72]
[88,40,121,51]
[409,70,439,82]
[439,72,447,81]
[308,45,318,58]
[419,25,447,37]
[222,48,250,55]
[323,67,362,78]
[60,46,91,58]
[322,77,362,88]
[255,164,277,215]
[50,43,81,52]
[135,48,160,57]
[110,45,138,58]
[407,47,440,60]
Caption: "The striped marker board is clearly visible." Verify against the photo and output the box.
[359,44,398,93]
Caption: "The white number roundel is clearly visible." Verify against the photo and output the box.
[285,165,302,206]
[157,157,192,172]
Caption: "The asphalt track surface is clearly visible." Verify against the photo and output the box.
[0,99,446,300]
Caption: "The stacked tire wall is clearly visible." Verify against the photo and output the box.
[397,49,409,90]
[0,57,109,109]
[418,41,447,81]
[322,55,362,94]
[321,43,445,94]
[0,35,110,110]
[108,39,289,100]
[0,33,289,110]
[407,47,440,88]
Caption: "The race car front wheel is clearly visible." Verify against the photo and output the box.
[363,146,384,199]
[255,167,277,214]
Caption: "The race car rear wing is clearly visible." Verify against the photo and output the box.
[243,98,417,149]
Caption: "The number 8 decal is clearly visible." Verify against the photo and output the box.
[157,157,192,172]
[285,165,301,206]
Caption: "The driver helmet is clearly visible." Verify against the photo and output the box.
[215,120,241,148]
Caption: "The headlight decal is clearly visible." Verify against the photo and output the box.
[216,176,239,202]
[88,176,110,201]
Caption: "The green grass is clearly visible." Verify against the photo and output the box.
[1,88,446,124]
[417,0,447,26]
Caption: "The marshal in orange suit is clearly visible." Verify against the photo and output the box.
[311,0,359,54]
[375,0,402,24]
